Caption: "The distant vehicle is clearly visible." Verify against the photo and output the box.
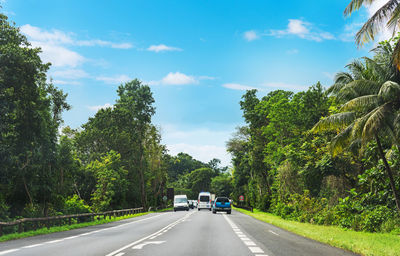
[174,195,189,211]
[212,197,231,214]
[188,200,194,209]
[198,192,212,211]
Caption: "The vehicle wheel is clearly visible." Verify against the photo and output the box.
[227,210,231,214]
[187,209,189,211]
[213,210,216,214]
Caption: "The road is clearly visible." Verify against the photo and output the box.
[0,209,358,256]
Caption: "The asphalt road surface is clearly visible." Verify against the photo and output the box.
[0,209,358,256]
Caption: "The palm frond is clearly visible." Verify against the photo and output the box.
[345,60,366,79]
[355,0,399,46]
[363,102,392,140]
[378,80,400,101]
[340,94,380,112]
[363,57,388,81]
[338,79,381,101]
[334,71,354,84]
[352,109,378,139]
[312,112,356,133]
[387,3,400,31]
[344,0,367,17]
[330,124,354,156]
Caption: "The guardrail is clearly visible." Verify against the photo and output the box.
[0,207,143,237]
[233,203,253,212]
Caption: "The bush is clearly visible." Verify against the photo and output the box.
[362,206,394,232]
[63,195,91,214]
[0,197,10,222]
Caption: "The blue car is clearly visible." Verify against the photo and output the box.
[212,197,231,214]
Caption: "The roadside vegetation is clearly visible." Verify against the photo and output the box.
[228,36,400,236]
[235,207,400,256]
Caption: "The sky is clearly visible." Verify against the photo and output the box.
[1,0,389,166]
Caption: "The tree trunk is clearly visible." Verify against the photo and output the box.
[139,153,147,209]
[22,176,33,206]
[375,135,400,213]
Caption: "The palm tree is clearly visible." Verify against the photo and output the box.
[344,0,400,69]
[313,47,400,212]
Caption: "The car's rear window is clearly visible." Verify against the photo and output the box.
[216,197,229,203]
[199,195,210,202]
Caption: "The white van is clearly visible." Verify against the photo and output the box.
[174,194,189,211]
[197,192,211,211]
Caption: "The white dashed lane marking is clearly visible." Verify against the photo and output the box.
[223,214,267,256]
[269,230,279,236]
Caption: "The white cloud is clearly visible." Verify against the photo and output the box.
[148,73,213,86]
[20,24,133,49]
[30,41,85,67]
[51,69,89,79]
[243,30,259,41]
[149,72,197,85]
[52,80,81,85]
[147,44,182,52]
[96,75,132,84]
[20,24,132,67]
[76,40,133,49]
[88,103,114,111]
[162,72,197,85]
[269,19,335,42]
[223,83,257,91]
[287,19,310,36]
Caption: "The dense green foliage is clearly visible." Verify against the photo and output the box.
[227,38,400,233]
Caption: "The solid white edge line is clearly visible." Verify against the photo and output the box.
[105,211,194,256]
[22,244,43,248]
[0,249,19,255]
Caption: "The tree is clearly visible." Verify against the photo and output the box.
[313,44,400,212]
[89,151,128,211]
[211,174,233,197]
[187,168,215,196]
[0,13,70,216]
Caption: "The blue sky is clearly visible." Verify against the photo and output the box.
[1,0,387,166]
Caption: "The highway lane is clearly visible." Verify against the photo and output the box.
[0,209,358,256]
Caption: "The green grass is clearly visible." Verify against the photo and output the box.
[234,207,400,256]
[0,212,150,242]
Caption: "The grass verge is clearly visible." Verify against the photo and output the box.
[0,212,150,243]
[234,207,400,256]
